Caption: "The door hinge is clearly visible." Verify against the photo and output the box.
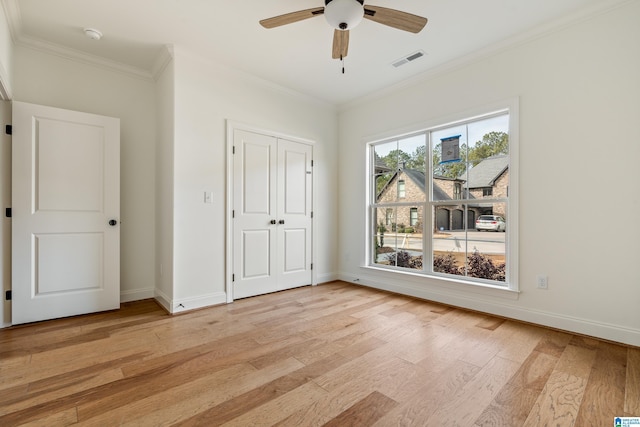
[232,146,235,154]
[5,124,11,135]
[311,160,314,167]
[310,263,313,270]
[311,211,313,218]
[232,210,235,218]
[232,274,235,282]
[5,208,11,218]
[5,290,11,300]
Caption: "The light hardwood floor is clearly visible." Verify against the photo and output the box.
[1,281,638,426]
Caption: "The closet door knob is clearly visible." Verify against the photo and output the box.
[278,220,285,225]
[270,219,277,225]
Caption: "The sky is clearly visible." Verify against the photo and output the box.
[374,113,509,158]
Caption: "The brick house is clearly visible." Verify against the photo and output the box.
[376,155,509,231]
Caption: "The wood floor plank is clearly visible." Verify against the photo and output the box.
[89,358,304,427]
[373,359,482,425]
[626,348,640,415]
[173,353,352,426]
[523,343,597,427]
[425,355,521,425]
[219,381,328,427]
[575,342,627,426]
[323,391,398,427]
[523,370,587,427]
[0,281,637,426]
[474,350,559,426]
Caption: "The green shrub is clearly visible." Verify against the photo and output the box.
[467,250,505,281]
[433,250,505,282]
[386,251,422,269]
[433,252,462,275]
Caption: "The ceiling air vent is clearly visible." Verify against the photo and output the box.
[392,50,426,68]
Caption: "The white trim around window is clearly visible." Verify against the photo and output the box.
[364,98,519,293]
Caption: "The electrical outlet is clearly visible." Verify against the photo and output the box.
[536,275,548,289]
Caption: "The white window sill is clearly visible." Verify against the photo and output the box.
[360,265,520,301]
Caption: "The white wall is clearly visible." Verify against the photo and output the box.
[337,2,640,346]
[154,52,175,309]
[13,46,158,303]
[166,48,339,312]
[0,2,12,98]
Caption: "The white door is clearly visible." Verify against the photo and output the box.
[12,101,120,324]
[233,129,312,299]
[277,139,313,290]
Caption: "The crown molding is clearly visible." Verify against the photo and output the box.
[151,44,174,80]
[2,0,22,43]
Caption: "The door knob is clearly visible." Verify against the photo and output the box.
[278,220,285,225]
[270,219,277,225]
[108,219,118,226]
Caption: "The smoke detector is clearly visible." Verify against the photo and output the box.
[83,28,103,40]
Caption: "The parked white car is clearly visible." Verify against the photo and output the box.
[475,215,506,232]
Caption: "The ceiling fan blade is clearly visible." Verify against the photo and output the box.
[332,29,349,59]
[260,7,325,29]
[363,6,427,33]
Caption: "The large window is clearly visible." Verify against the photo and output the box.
[369,109,514,288]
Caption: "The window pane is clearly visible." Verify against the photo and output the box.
[373,141,397,201]
[374,207,398,266]
[396,134,427,203]
[374,206,423,270]
[466,202,507,282]
[432,203,506,283]
[460,115,509,193]
[399,134,427,175]
[432,205,466,277]
[393,206,423,270]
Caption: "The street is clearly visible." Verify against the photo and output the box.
[379,230,505,255]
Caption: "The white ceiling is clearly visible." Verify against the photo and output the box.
[3,0,629,106]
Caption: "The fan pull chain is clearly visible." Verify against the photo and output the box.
[341,55,345,74]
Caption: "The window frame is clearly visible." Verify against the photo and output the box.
[398,180,406,199]
[365,100,519,292]
[409,207,418,227]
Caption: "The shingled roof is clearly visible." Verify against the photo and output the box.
[462,155,508,188]
[377,168,457,201]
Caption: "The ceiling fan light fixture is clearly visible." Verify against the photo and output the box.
[324,0,364,30]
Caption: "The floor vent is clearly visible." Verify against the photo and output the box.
[392,50,426,68]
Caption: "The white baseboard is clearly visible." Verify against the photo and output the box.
[316,272,339,285]
[154,290,228,314]
[120,287,155,303]
[338,271,640,347]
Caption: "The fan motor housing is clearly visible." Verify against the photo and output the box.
[325,0,365,4]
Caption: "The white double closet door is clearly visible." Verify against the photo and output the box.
[232,129,313,299]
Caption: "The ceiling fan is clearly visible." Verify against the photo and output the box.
[260,0,428,61]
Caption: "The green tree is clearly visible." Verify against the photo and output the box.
[382,149,411,171]
[406,145,427,173]
[375,149,411,194]
[468,131,508,167]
